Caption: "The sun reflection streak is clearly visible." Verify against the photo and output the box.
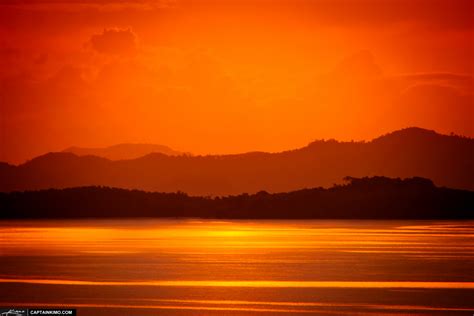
[1,278,473,289]
[1,221,473,256]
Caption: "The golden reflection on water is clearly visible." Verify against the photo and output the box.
[1,220,473,315]
[1,220,473,255]
[1,278,474,289]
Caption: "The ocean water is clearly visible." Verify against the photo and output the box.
[0,219,473,315]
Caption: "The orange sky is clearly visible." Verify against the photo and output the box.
[0,0,473,164]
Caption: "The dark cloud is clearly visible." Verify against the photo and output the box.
[391,73,473,94]
[395,83,473,135]
[395,73,471,81]
[330,50,383,80]
[89,28,137,56]
[0,1,172,11]
[2,0,472,30]
[181,0,473,29]
[320,0,473,29]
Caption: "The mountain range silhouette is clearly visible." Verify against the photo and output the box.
[0,127,472,195]
[63,143,183,160]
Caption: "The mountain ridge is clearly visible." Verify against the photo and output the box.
[63,143,183,160]
[1,127,472,195]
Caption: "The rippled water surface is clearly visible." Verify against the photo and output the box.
[0,219,473,315]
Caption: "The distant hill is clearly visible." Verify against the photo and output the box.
[0,127,473,195]
[63,143,183,160]
[1,177,472,219]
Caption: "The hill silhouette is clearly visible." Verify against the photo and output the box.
[0,127,472,195]
[0,177,472,219]
[63,143,183,160]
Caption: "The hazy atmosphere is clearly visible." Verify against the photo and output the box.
[0,1,472,315]
[1,0,472,163]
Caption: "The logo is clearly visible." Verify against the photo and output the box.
[0,309,27,316]
[0,309,75,316]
